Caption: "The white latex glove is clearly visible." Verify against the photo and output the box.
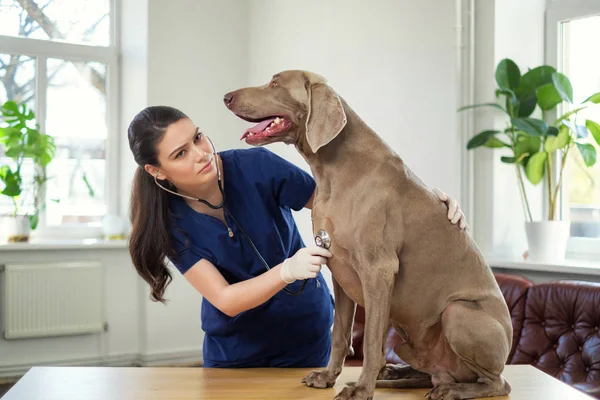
[432,188,468,230]
[280,245,332,283]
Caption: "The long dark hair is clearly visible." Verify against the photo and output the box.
[127,105,188,303]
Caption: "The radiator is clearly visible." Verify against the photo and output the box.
[2,261,105,340]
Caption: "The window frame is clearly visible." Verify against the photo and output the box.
[545,0,600,257]
[0,0,119,239]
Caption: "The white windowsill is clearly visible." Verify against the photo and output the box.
[490,257,600,276]
[0,238,128,251]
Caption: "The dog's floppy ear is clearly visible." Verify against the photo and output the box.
[305,82,347,153]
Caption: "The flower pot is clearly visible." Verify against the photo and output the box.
[102,214,126,240]
[525,220,571,262]
[1,215,30,243]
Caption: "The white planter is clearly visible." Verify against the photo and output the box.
[525,220,571,262]
[102,214,126,240]
[1,215,31,242]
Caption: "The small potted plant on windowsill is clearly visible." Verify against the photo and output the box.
[0,100,56,242]
[459,58,600,262]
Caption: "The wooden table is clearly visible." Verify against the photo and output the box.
[1,365,593,399]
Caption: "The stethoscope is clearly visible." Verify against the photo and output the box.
[154,136,331,296]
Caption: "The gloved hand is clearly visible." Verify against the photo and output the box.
[280,245,332,283]
[432,188,468,229]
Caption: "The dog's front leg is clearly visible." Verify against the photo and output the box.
[303,278,356,388]
[334,261,396,400]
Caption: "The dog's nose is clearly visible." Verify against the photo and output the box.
[223,92,234,107]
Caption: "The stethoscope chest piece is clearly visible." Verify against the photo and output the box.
[315,229,331,250]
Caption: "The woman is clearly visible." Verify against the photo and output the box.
[127,105,467,368]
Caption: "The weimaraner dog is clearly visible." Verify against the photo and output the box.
[223,70,513,400]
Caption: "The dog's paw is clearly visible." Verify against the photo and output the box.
[334,384,373,400]
[301,370,337,389]
[425,384,458,400]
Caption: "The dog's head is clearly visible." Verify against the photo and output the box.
[223,70,347,153]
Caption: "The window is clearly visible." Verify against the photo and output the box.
[0,0,118,233]
[546,0,600,257]
[560,16,600,239]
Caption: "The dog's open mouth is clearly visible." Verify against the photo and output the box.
[240,117,292,143]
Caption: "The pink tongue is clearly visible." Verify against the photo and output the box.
[245,118,275,135]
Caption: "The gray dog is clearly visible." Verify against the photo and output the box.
[223,70,512,400]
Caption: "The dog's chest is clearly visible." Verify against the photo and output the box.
[311,199,364,305]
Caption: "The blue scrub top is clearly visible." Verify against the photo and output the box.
[168,147,334,367]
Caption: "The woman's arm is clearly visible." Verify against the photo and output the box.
[183,259,287,317]
[183,246,330,317]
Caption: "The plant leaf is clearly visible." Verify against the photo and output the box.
[553,106,587,126]
[1,100,19,117]
[496,89,516,98]
[501,156,517,163]
[29,211,39,230]
[547,126,559,136]
[576,142,597,167]
[484,137,510,148]
[525,152,548,185]
[515,65,557,116]
[5,146,24,158]
[536,83,563,110]
[82,172,95,197]
[0,167,21,197]
[518,94,537,117]
[515,135,542,160]
[512,117,548,136]
[574,124,589,139]
[544,125,570,152]
[583,91,600,104]
[496,59,521,90]
[552,72,574,103]
[467,130,501,149]
[458,102,507,114]
[586,120,600,147]
[518,66,556,95]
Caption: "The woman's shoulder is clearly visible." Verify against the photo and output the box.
[220,147,281,175]
[219,146,270,163]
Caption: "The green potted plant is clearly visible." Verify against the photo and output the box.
[0,100,56,242]
[459,58,600,262]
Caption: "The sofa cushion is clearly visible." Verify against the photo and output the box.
[510,281,600,392]
[494,272,534,361]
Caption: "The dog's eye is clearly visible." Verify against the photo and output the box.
[270,80,278,88]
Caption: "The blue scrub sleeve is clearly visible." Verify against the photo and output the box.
[257,148,316,211]
[169,230,217,274]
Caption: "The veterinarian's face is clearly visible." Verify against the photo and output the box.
[146,118,218,194]
[223,70,318,147]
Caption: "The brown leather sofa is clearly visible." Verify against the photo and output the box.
[345,272,600,398]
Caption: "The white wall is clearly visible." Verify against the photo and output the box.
[245,0,462,280]
[0,248,141,376]
[146,0,249,154]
